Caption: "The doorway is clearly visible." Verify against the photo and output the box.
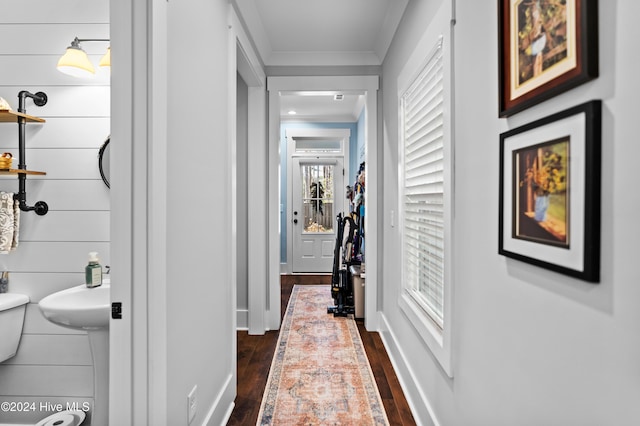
[292,157,342,272]
[267,76,380,331]
[288,129,349,273]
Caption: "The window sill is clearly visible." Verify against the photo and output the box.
[399,292,453,377]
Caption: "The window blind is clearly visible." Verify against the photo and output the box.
[401,40,445,329]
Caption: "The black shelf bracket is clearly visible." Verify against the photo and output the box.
[15,90,48,215]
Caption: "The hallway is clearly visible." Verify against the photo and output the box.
[228,277,415,425]
[107,1,640,424]
[1,0,637,424]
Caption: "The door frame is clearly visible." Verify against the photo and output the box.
[110,3,268,423]
[287,128,350,274]
[231,9,269,336]
[267,76,379,331]
[110,0,160,424]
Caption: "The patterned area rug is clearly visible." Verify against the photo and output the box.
[257,285,389,425]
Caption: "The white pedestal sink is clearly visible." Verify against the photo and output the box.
[39,283,110,426]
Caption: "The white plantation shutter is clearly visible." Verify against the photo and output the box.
[401,38,445,328]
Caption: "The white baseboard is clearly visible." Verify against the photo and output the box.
[203,373,235,426]
[378,313,438,426]
[236,309,248,330]
[218,402,235,426]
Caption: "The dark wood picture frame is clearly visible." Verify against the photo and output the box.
[498,0,599,117]
[498,100,601,282]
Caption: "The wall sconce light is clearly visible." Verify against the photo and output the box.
[57,37,110,78]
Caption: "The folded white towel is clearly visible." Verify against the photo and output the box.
[0,192,19,254]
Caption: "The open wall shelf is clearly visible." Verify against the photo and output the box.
[0,169,46,175]
[0,91,49,215]
[0,110,46,123]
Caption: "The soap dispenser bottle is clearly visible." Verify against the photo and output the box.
[85,252,103,288]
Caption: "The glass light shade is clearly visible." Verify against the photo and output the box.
[99,47,111,67]
[57,46,95,78]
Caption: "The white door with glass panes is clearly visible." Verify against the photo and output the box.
[292,158,344,272]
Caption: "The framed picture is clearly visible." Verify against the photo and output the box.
[498,100,601,282]
[498,0,599,117]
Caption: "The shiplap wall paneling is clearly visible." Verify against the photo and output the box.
[0,87,110,116]
[0,117,110,148]
[4,335,92,366]
[0,24,110,54]
[0,149,105,180]
[0,180,108,213]
[0,57,110,86]
[1,0,108,24]
[19,211,109,241]
[9,273,87,303]
[0,242,110,272]
[0,365,93,396]
[0,1,110,423]
[0,397,93,424]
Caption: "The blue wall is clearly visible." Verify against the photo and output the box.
[280,122,358,263]
[355,108,366,182]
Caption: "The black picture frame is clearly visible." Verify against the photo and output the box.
[498,0,599,117]
[498,100,601,282]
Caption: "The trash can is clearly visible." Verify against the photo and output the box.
[350,265,365,319]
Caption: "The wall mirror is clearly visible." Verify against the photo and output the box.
[98,136,110,188]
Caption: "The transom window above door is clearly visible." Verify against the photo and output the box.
[294,137,342,154]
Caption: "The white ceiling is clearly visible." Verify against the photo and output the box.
[233,0,408,120]
[280,92,365,122]
[234,0,408,67]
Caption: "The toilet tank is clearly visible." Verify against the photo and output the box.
[0,293,29,363]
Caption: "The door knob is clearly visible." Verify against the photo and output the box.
[293,219,298,224]
[294,211,298,216]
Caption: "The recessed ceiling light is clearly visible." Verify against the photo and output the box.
[288,110,297,115]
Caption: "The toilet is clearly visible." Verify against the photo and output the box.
[0,292,29,363]
[34,410,86,426]
[0,295,87,425]
[0,409,86,426]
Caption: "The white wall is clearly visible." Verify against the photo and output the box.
[237,73,249,329]
[0,1,110,424]
[381,0,640,425]
[165,0,236,424]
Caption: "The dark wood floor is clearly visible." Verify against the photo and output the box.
[228,276,416,425]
